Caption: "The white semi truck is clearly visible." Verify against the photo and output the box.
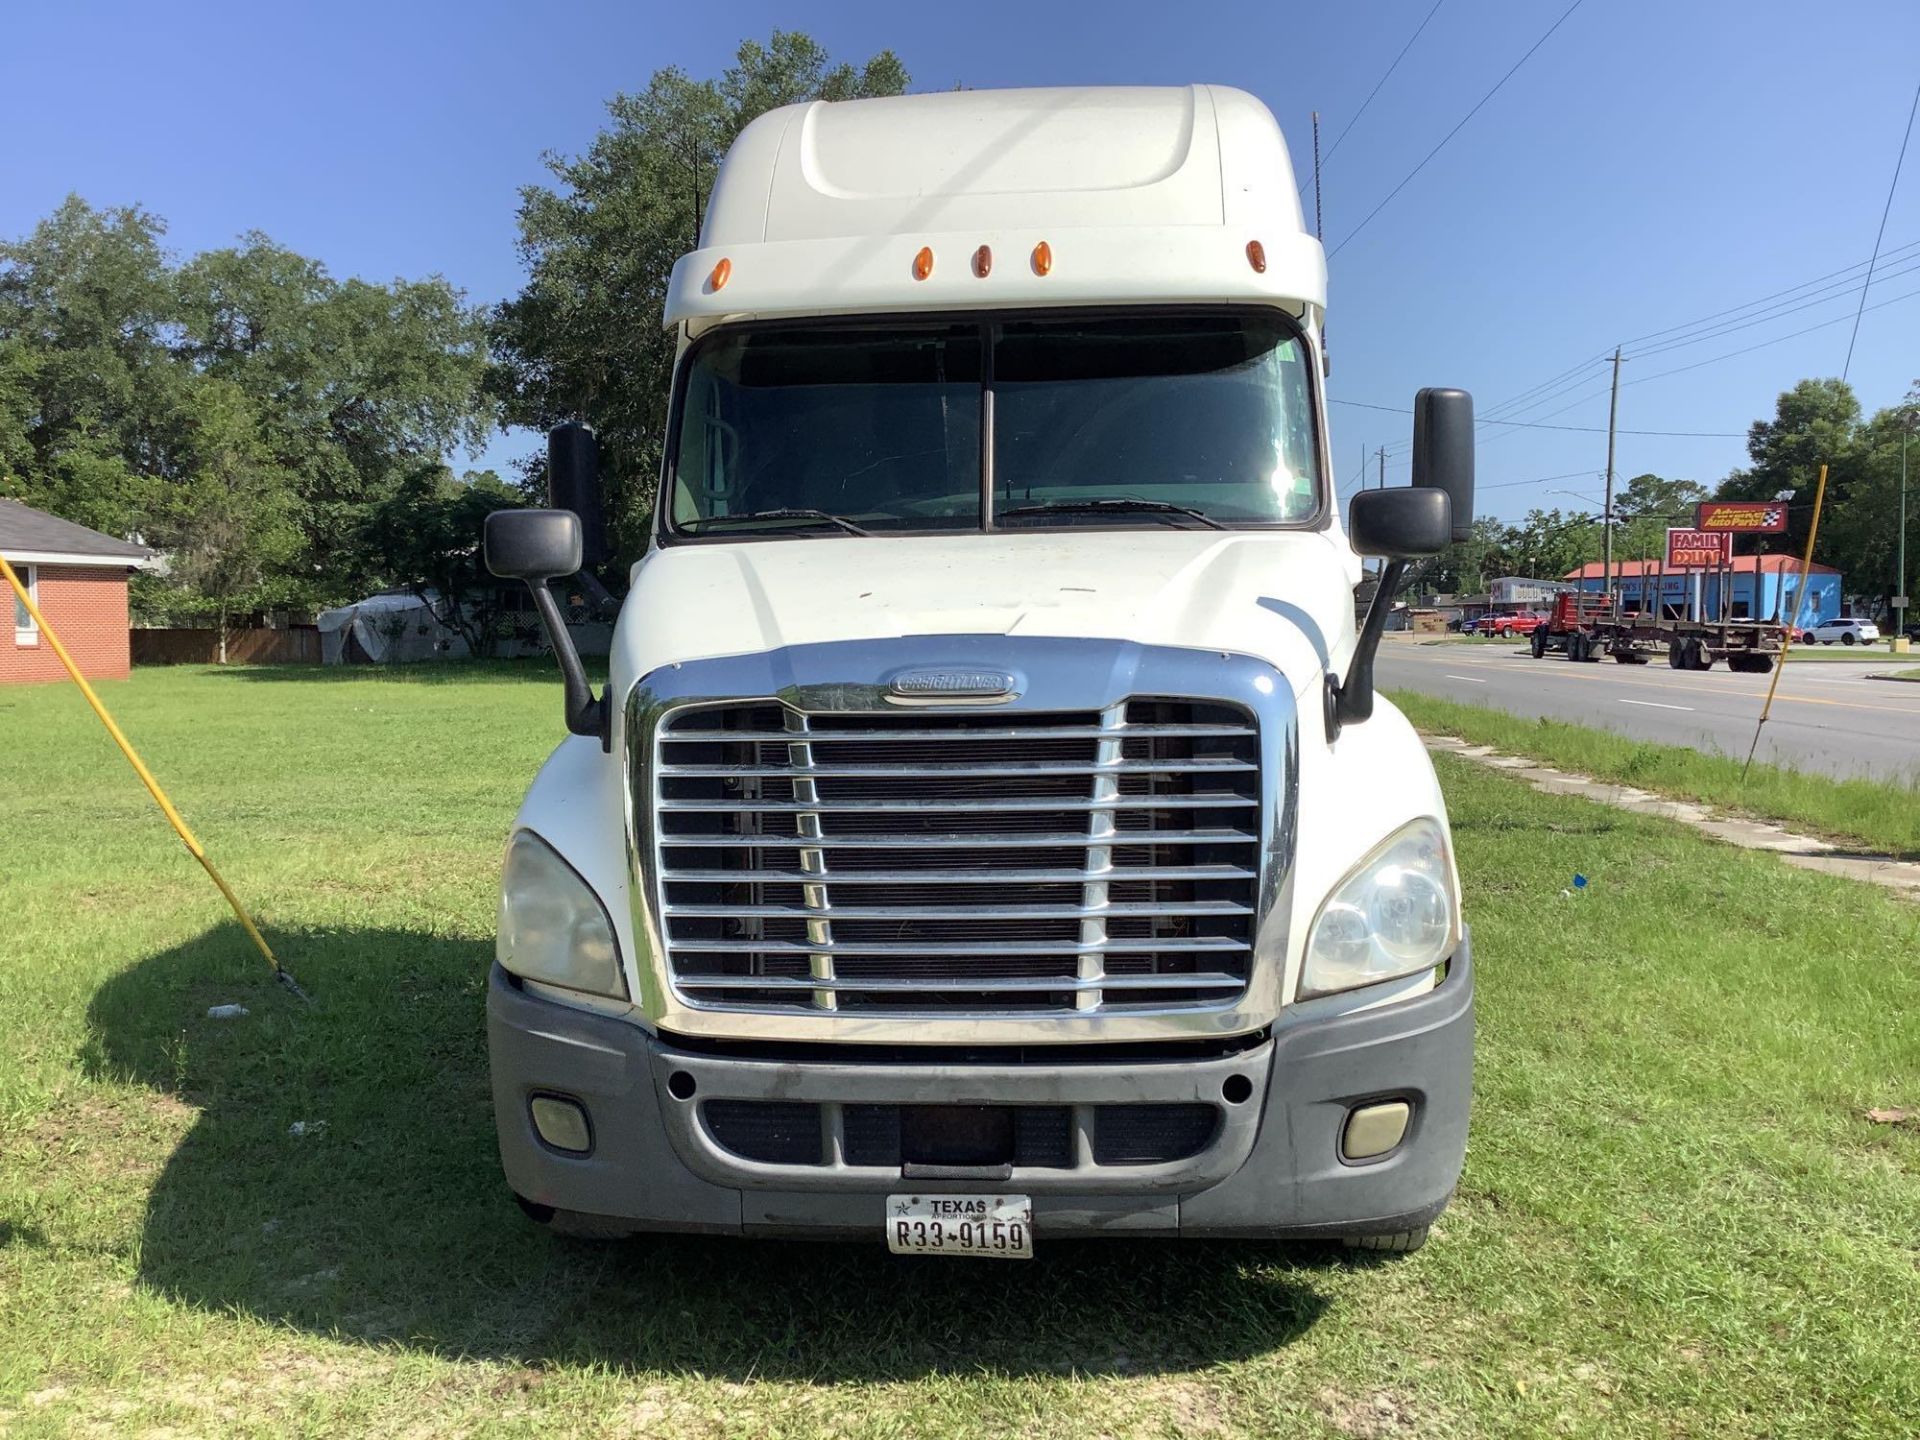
[482,84,1475,1256]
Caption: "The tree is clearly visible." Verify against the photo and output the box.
[174,235,494,601]
[142,377,301,658]
[1715,379,1865,560]
[359,467,525,657]
[1612,472,1709,563]
[1,197,497,627]
[1427,515,1511,594]
[0,198,176,536]
[491,32,909,567]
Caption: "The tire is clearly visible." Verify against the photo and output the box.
[1343,1225,1430,1254]
[1668,641,1685,669]
[1842,631,1856,645]
[1567,631,1585,662]
[1531,625,1549,658]
[1694,645,1715,671]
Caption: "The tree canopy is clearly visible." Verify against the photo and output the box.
[489,31,909,564]
[0,196,498,627]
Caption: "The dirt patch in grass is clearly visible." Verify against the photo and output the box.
[1314,1384,1422,1437]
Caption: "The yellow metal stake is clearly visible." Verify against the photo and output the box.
[1742,462,1829,779]
[1,552,306,999]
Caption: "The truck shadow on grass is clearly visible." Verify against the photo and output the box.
[82,923,1334,1381]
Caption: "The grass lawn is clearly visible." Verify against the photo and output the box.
[1881,668,1920,682]
[1388,689,1920,859]
[3,664,1918,1437]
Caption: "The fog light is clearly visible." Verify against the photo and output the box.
[1342,1100,1411,1161]
[530,1095,592,1155]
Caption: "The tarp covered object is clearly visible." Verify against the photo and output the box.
[316,591,467,664]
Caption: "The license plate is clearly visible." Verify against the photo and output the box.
[886,1193,1032,1259]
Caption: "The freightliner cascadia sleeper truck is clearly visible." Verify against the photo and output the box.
[482,84,1476,1257]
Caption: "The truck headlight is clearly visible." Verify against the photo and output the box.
[1301,818,1456,998]
[498,830,627,999]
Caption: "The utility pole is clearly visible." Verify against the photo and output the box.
[1602,345,1622,613]
[1377,446,1386,490]
[1899,426,1911,649]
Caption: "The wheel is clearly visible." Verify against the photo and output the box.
[1668,641,1686,669]
[1343,1225,1430,1254]
[1567,631,1585,662]
[1693,645,1715,671]
[1583,634,1604,663]
[1531,625,1549,658]
[1842,631,1856,645]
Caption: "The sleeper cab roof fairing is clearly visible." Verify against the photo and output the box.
[663,84,1327,330]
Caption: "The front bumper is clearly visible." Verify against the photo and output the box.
[487,940,1473,1240]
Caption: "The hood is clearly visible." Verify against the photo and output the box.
[618,533,1367,706]
[613,530,1362,701]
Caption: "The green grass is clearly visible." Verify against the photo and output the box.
[1389,689,1920,858]
[1780,647,1896,662]
[1881,667,1920,682]
[3,664,1918,1437]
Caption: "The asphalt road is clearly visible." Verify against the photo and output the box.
[1377,637,1920,781]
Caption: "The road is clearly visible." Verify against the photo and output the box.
[1376,637,1920,780]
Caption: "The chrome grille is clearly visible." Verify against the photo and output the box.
[652,700,1261,1014]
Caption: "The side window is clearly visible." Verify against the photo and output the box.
[11,562,36,645]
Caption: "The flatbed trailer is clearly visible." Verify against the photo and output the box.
[1530,593,1785,673]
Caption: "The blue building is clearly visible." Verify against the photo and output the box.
[1564,556,1844,625]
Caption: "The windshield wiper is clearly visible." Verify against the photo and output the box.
[689,508,872,537]
[996,498,1225,530]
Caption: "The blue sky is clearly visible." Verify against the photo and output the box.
[4,0,1916,522]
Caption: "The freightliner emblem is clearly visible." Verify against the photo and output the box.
[884,667,1021,704]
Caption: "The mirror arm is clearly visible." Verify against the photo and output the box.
[525,579,607,748]
[1328,557,1409,737]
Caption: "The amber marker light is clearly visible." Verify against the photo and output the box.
[1031,240,1052,276]
[1246,240,1267,274]
[973,244,992,278]
[708,257,732,292]
[913,246,935,280]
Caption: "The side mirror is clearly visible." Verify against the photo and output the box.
[484,509,604,746]
[484,509,582,581]
[1348,487,1451,559]
[1411,388,1475,543]
[1330,488,1454,737]
[548,421,609,571]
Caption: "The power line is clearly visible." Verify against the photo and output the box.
[1625,253,1920,362]
[1614,235,1920,350]
[1842,78,1920,381]
[1327,0,1585,259]
[1328,397,1743,437]
[1624,282,1920,390]
[1305,0,1448,187]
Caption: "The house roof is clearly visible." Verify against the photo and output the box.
[0,498,156,568]
[1564,555,1840,580]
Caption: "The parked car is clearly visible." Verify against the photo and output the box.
[1802,616,1880,646]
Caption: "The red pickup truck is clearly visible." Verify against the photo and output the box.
[1487,611,1546,638]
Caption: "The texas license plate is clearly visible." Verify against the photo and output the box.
[886,1193,1032,1259]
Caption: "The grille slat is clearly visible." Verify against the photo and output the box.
[658,758,1255,778]
[673,972,1247,993]
[664,865,1256,885]
[653,698,1259,1015]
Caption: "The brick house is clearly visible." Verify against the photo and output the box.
[1,499,157,683]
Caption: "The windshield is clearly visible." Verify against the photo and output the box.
[665,312,1321,536]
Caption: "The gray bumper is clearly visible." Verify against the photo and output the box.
[488,939,1473,1240]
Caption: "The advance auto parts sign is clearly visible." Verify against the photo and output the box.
[1667,528,1734,570]
[1695,501,1788,533]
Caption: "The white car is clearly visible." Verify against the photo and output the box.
[1802,616,1880,646]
